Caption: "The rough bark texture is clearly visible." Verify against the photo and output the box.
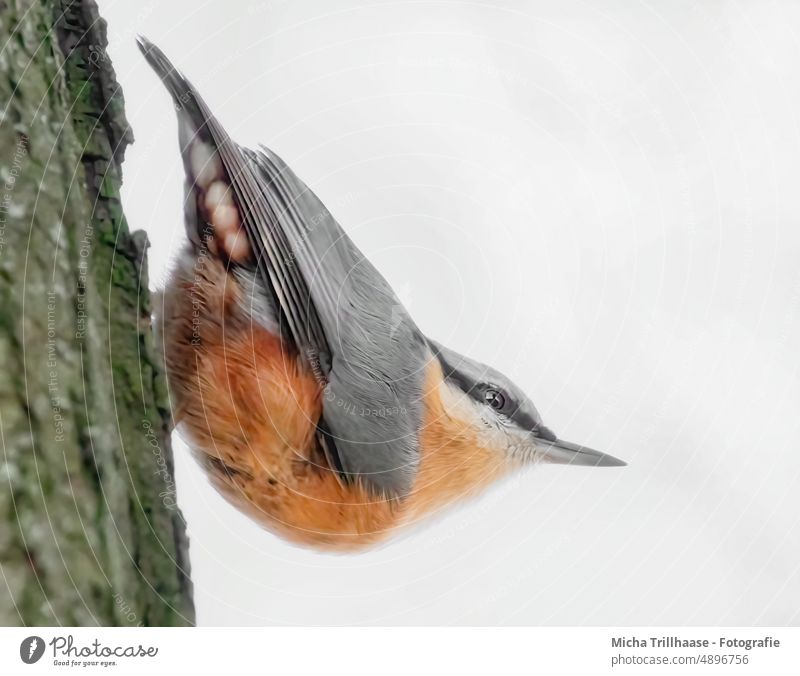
[0,0,194,625]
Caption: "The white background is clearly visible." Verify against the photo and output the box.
[96,0,800,625]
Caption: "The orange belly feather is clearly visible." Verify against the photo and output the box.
[161,252,509,550]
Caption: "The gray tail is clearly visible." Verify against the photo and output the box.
[136,35,209,135]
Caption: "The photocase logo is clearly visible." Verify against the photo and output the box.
[20,636,45,664]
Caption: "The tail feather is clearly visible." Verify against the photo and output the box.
[137,36,324,356]
[136,36,203,128]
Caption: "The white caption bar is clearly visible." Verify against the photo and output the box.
[0,627,797,675]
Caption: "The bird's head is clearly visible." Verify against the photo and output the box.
[428,340,626,469]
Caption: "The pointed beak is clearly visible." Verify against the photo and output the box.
[532,429,626,467]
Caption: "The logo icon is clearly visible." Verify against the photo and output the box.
[20,636,45,664]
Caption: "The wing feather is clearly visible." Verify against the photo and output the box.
[138,36,427,496]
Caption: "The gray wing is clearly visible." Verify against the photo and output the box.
[138,36,427,496]
[245,147,428,497]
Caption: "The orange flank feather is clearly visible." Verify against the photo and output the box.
[160,250,511,550]
[405,363,510,527]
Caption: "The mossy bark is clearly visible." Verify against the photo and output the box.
[0,0,194,625]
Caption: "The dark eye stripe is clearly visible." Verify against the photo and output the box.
[511,409,556,440]
[433,345,547,435]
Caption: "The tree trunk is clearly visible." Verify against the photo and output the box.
[0,0,194,625]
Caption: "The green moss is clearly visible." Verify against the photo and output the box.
[0,0,193,626]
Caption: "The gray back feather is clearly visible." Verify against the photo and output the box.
[138,35,428,497]
[248,147,429,497]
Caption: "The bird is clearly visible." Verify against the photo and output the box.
[137,37,625,552]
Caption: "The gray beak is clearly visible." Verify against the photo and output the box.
[534,433,627,467]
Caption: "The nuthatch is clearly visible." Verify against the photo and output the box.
[139,37,625,552]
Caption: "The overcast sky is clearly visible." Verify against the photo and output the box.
[97,0,800,625]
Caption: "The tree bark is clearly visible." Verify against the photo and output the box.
[0,0,194,625]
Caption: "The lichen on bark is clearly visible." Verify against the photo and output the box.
[0,0,194,625]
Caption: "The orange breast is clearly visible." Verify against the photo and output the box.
[161,253,399,550]
[160,251,507,550]
[401,360,508,527]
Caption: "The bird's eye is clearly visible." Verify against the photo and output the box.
[484,388,506,411]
